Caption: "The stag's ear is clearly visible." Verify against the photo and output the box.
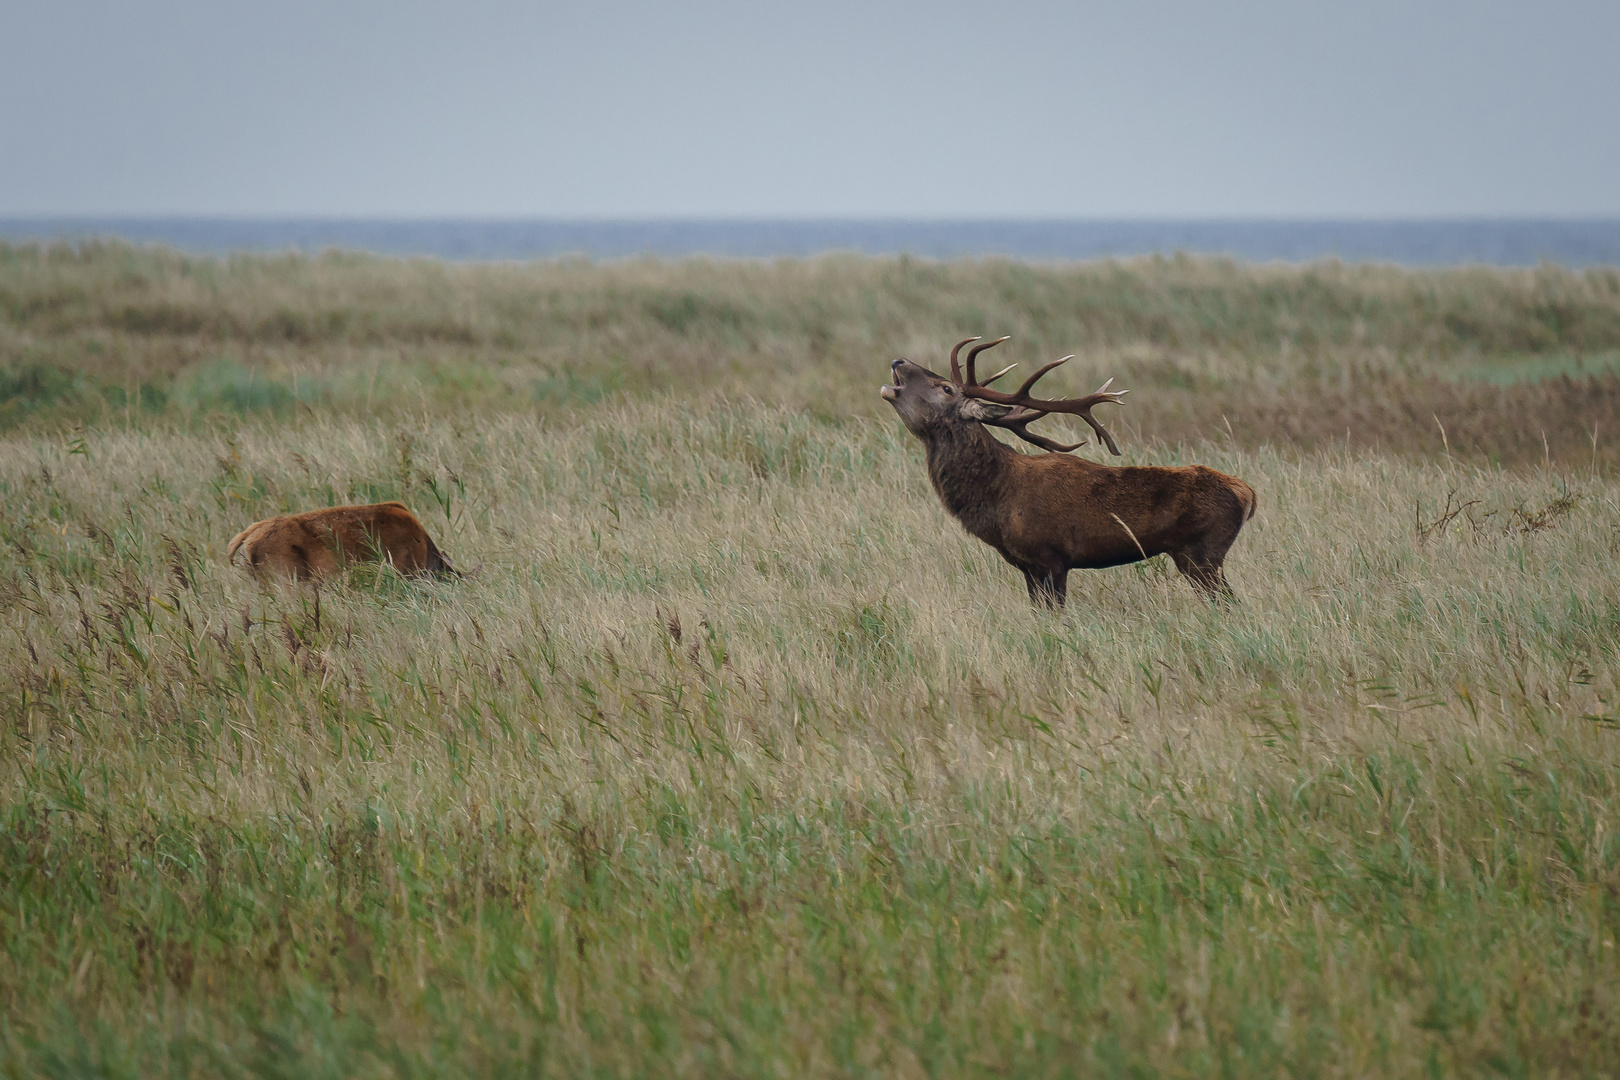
[961,397,1016,421]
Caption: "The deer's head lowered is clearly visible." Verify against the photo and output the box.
[882,336,1255,608]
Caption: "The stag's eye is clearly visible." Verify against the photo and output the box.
[941,385,954,395]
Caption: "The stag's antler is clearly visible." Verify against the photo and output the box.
[948,336,1130,455]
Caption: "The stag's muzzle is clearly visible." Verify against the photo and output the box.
[881,358,904,400]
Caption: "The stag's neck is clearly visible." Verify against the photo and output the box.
[923,423,1014,536]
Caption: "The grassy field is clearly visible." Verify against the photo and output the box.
[2,243,1620,1077]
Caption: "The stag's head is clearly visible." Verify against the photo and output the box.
[880,356,1012,436]
[881,336,1130,454]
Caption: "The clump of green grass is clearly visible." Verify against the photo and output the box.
[2,395,1618,1075]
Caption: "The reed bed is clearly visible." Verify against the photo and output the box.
[1,245,1618,1076]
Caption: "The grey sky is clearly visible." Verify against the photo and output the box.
[3,0,1616,217]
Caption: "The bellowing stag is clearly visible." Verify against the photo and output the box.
[881,337,1255,606]
[228,502,458,582]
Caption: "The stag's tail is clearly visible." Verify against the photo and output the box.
[1231,478,1258,523]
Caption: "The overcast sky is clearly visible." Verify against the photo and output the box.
[3,0,1616,218]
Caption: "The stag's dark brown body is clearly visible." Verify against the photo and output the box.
[883,339,1255,606]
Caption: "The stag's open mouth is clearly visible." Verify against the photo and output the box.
[880,384,898,401]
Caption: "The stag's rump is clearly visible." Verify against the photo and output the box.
[1119,462,1254,547]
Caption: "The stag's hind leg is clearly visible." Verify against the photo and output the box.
[1171,553,1235,602]
[1172,490,1248,603]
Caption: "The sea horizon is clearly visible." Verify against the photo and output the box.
[3,216,1618,267]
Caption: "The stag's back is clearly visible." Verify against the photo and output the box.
[228,502,454,581]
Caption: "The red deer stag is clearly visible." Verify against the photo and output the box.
[228,502,458,582]
[881,337,1255,606]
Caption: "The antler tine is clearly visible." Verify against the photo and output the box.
[1010,355,1074,398]
[980,408,1086,453]
[964,336,1010,386]
[959,341,1131,455]
[982,362,1018,386]
[948,337,980,384]
[1076,411,1123,455]
[981,401,1124,455]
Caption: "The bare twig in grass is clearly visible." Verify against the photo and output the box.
[1414,488,1481,544]
[1512,491,1581,534]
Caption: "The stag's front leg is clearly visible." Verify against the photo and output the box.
[1046,569,1069,609]
[1023,567,1067,609]
[1023,569,1043,604]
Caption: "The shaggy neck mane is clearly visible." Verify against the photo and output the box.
[923,421,1013,527]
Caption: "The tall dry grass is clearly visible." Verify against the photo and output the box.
[4,243,1620,1074]
[2,389,1618,1074]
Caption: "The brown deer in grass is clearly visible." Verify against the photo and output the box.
[228,502,458,582]
[881,337,1255,606]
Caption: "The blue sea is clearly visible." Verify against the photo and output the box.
[2,218,1617,267]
